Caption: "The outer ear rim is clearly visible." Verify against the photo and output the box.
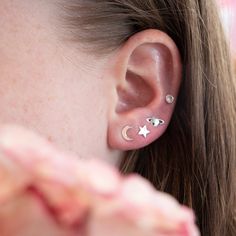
[107,29,182,151]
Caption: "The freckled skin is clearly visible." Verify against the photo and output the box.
[0,0,123,166]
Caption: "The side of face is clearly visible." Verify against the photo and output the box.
[0,0,122,164]
[0,0,182,166]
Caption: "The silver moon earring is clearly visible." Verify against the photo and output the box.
[121,126,134,141]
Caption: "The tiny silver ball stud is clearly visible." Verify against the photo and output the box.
[166,95,175,104]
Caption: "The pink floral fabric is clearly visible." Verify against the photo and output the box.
[0,125,200,236]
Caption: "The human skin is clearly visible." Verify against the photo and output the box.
[0,1,181,165]
[0,1,195,235]
[0,0,124,166]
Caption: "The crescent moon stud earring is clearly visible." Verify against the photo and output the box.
[121,125,134,141]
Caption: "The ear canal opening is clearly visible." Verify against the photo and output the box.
[115,70,155,113]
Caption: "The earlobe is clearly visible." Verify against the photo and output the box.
[107,29,182,151]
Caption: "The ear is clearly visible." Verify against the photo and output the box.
[106,29,182,151]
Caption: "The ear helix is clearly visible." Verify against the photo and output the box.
[121,94,175,141]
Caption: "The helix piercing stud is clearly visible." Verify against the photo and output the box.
[166,95,175,104]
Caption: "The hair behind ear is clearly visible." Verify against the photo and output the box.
[61,0,236,235]
[118,1,236,235]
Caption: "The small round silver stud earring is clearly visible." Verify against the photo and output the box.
[166,95,175,104]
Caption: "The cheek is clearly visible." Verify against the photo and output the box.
[54,79,109,156]
[0,54,108,156]
[36,79,109,158]
[0,36,108,157]
[0,0,110,156]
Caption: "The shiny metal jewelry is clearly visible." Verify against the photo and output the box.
[146,117,165,127]
[166,95,175,104]
[121,125,134,141]
[138,125,150,138]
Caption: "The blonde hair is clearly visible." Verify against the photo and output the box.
[59,0,236,235]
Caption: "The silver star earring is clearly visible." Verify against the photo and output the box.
[138,125,150,138]
[146,117,165,127]
[166,95,175,104]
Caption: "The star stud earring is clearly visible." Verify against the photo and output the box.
[138,125,150,138]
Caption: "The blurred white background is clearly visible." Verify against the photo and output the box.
[218,0,236,60]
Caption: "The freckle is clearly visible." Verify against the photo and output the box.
[47,136,53,143]
[26,48,32,54]
[35,24,42,30]
[23,105,28,113]
[47,96,54,101]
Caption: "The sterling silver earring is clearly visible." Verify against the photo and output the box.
[146,117,165,127]
[121,125,134,141]
[138,125,150,138]
[166,95,175,104]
